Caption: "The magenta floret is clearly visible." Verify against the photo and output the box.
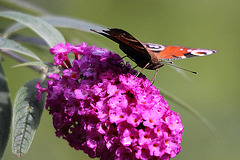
[39,42,184,160]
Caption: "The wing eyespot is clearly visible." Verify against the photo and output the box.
[145,43,166,52]
[190,49,215,56]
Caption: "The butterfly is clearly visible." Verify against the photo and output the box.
[90,28,217,80]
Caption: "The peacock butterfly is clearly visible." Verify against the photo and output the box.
[91,28,217,78]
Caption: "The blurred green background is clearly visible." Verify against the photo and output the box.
[1,0,240,159]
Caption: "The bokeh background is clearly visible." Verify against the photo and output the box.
[1,0,240,159]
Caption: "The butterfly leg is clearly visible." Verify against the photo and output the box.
[151,69,159,85]
[114,55,127,60]
[135,62,150,78]
[108,55,127,62]
[132,65,138,69]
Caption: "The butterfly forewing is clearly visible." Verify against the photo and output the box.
[91,28,154,68]
[155,46,217,61]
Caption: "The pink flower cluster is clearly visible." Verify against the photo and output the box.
[39,42,184,160]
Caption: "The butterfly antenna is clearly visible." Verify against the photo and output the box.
[165,62,198,74]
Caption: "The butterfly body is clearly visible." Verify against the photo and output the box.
[91,28,217,71]
[119,42,164,70]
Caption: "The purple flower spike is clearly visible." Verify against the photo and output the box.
[39,42,184,160]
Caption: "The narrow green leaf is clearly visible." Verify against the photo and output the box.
[3,23,28,38]
[12,79,47,157]
[0,0,50,15]
[0,37,41,61]
[10,35,48,46]
[12,61,47,68]
[3,16,105,38]
[0,11,65,47]
[161,88,219,141]
[0,62,12,159]
[42,16,105,32]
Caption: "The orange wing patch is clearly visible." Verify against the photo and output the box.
[157,46,190,60]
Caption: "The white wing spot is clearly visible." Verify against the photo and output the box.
[145,43,166,51]
[148,44,160,49]
[191,49,214,56]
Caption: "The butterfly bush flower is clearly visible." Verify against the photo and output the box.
[38,42,184,160]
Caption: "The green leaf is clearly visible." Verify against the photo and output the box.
[0,37,41,61]
[3,15,105,38]
[10,36,48,46]
[0,0,50,15]
[0,62,12,159]
[42,16,105,32]
[12,61,47,68]
[161,88,219,141]
[0,11,65,47]
[12,79,47,157]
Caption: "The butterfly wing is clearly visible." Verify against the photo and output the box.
[92,29,217,71]
[154,46,217,61]
[91,28,153,68]
[143,43,217,61]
